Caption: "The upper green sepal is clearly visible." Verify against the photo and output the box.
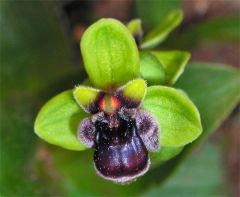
[116,78,147,108]
[141,9,183,49]
[142,86,202,147]
[73,85,101,113]
[34,90,88,151]
[81,18,140,90]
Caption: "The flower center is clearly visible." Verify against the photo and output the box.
[98,95,120,113]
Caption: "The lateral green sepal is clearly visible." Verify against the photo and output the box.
[34,90,88,151]
[150,146,183,168]
[142,86,202,147]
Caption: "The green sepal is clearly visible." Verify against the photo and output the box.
[142,86,202,147]
[150,50,190,85]
[150,146,183,168]
[141,9,183,49]
[81,18,139,90]
[116,78,147,108]
[127,18,143,45]
[73,85,101,113]
[34,90,88,151]
[140,52,166,85]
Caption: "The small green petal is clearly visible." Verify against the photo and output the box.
[81,18,139,90]
[140,52,165,85]
[141,9,183,49]
[73,86,101,113]
[123,79,146,102]
[142,86,202,147]
[34,90,88,151]
[116,78,147,108]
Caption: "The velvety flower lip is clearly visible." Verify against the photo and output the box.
[74,79,160,183]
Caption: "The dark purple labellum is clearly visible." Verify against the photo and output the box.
[93,114,150,183]
[78,109,159,184]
